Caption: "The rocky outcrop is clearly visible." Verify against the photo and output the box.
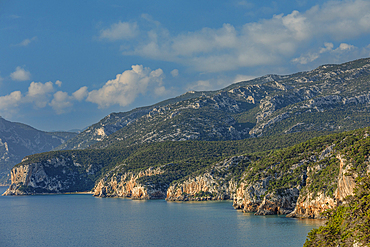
[93,166,166,199]
[166,156,247,201]
[287,154,357,219]
[166,174,237,201]
[233,178,299,215]
[2,155,102,196]
[0,117,77,185]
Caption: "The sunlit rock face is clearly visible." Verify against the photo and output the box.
[166,156,245,201]
[93,166,166,199]
[287,155,357,219]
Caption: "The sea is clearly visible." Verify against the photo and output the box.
[0,186,323,247]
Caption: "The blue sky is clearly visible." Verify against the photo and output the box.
[1,0,370,131]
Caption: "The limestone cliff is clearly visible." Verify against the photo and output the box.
[232,178,299,215]
[93,165,166,199]
[287,154,358,219]
[166,156,248,201]
[3,154,103,196]
[232,130,370,217]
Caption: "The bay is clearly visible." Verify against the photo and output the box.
[0,186,322,247]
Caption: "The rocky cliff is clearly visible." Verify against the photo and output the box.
[0,117,77,185]
[287,154,358,219]
[2,152,107,195]
[93,165,166,199]
[3,123,370,221]
[166,156,247,201]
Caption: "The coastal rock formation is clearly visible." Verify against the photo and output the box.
[166,156,247,201]
[232,178,299,215]
[287,155,357,218]
[0,117,77,185]
[93,166,166,199]
[2,154,103,196]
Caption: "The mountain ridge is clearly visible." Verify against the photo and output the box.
[55,57,370,150]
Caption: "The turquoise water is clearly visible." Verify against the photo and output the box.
[0,186,322,247]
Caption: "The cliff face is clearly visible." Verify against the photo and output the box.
[232,130,370,218]
[0,117,77,185]
[166,156,247,201]
[93,166,166,199]
[2,155,102,196]
[3,124,369,221]
[232,178,299,215]
[287,155,357,219]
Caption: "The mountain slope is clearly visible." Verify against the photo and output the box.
[56,57,370,150]
[0,117,77,185]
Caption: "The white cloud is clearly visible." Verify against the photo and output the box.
[0,91,22,111]
[292,42,359,65]
[10,67,31,81]
[86,65,165,108]
[170,69,179,77]
[25,81,54,108]
[319,42,334,53]
[100,21,139,41]
[116,0,370,73]
[72,86,88,101]
[13,36,37,47]
[0,80,89,116]
[292,52,320,64]
[55,80,62,87]
[338,43,355,51]
[50,91,73,114]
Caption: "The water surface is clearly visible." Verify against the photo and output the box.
[0,186,322,247]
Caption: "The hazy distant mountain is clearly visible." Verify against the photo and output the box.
[56,57,370,150]
[0,117,77,185]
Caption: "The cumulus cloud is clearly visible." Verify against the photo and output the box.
[72,86,88,101]
[116,0,370,73]
[100,21,139,41]
[13,36,37,47]
[25,81,55,108]
[0,80,90,116]
[10,67,31,81]
[319,42,334,53]
[170,69,179,77]
[49,91,73,114]
[338,43,355,51]
[55,80,62,87]
[0,91,22,111]
[86,65,165,108]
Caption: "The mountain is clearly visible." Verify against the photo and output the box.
[0,117,78,185]
[55,57,370,151]
[3,57,370,224]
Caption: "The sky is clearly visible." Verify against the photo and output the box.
[1,0,370,131]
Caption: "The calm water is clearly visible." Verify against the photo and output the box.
[0,186,322,247]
